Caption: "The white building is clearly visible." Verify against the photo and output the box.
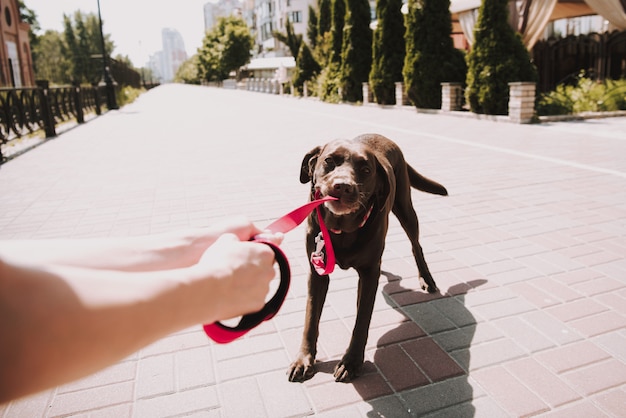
[161,28,188,82]
[204,0,243,31]
[247,0,315,57]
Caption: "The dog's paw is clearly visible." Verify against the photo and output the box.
[333,356,363,382]
[419,276,439,294]
[287,354,316,382]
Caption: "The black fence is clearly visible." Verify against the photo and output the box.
[0,82,109,163]
[533,30,626,93]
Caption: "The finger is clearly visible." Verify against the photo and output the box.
[254,231,284,246]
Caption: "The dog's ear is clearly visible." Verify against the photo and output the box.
[300,146,322,184]
[374,155,394,212]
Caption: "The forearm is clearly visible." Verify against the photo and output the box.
[0,229,218,272]
[0,260,214,402]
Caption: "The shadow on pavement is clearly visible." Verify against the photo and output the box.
[358,272,487,417]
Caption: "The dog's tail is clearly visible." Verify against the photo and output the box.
[408,166,448,196]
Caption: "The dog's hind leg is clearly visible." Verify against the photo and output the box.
[392,189,439,293]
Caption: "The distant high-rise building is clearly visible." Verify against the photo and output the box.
[161,28,188,82]
[204,0,243,31]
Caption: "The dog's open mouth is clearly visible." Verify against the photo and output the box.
[324,195,360,216]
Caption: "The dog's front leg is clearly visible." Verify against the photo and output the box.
[287,271,329,382]
[334,266,380,382]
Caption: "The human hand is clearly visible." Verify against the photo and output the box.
[190,231,282,323]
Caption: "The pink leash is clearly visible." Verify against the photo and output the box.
[203,195,337,343]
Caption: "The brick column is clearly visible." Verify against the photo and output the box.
[441,82,463,111]
[508,82,536,123]
[362,82,369,105]
[395,82,407,107]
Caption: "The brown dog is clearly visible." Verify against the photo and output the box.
[287,133,447,383]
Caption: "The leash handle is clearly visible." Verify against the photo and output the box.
[202,196,337,344]
[202,239,290,344]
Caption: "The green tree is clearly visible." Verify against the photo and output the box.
[175,54,201,84]
[62,11,114,84]
[32,30,72,83]
[330,0,346,64]
[340,0,372,102]
[318,0,332,38]
[370,0,405,104]
[465,0,537,114]
[403,0,466,109]
[273,19,302,59]
[293,42,321,93]
[307,4,319,49]
[197,16,253,82]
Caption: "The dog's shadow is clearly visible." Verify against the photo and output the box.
[315,271,487,417]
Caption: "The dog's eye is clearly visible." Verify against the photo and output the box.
[361,167,371,176]
[324,157,335,168]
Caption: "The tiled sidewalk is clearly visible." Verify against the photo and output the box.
[1,85,625,417]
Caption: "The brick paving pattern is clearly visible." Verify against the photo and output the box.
[1,84,625,417]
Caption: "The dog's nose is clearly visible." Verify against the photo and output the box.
[333,183,354,195]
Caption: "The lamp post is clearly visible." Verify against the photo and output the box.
[97,0,118,110]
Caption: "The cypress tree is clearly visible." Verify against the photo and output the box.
[403,0,466,109]
[293,42,321,93]
[307,5,319,49]
[318,0,332,38]
[330,0,346,64]
[370,0,405,104]
[340,0,372,102]
[465,0,537,114]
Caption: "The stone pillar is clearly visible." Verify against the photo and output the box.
[441,82,463,111]
[362,82,370,105]
[395,82,407,107]
[508,82,536,123]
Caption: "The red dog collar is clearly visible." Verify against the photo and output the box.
[203,196,338,344]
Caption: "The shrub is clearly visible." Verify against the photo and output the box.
[537,74,626,116]
[465,0,537,115]
[370,0,405,105]
[116,86,144,107]
[403,0,466,109]
[293,43,321,94]
[340,0,372,102]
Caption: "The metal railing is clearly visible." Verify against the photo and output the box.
[0,82,107,163]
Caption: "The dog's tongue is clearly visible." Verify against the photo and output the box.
[265,196,338,234]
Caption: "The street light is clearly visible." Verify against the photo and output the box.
[96,0,118,110]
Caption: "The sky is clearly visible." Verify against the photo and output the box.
[24,0,216,67]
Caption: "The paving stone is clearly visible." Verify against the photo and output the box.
[546,298,609,322]
[134,386,219,418]
[370,343,429,391]
[401,376,484,416]
[493,316,555,353]
[471,365,550,417]
[48,381,135,416]
[561,359,626,396]
[136,354,175,399]
[403,337,466,383]
[534,341,612,374]
[504,357,581,407]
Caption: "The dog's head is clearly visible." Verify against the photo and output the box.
[300,139,392,220]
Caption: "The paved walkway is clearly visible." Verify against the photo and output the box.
[1,84,625,417]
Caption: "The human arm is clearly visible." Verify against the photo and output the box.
[0,217,269,272]
[0,231,280,403]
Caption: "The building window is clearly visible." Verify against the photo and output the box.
[288,11,302,23]
[5,6,12,27]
